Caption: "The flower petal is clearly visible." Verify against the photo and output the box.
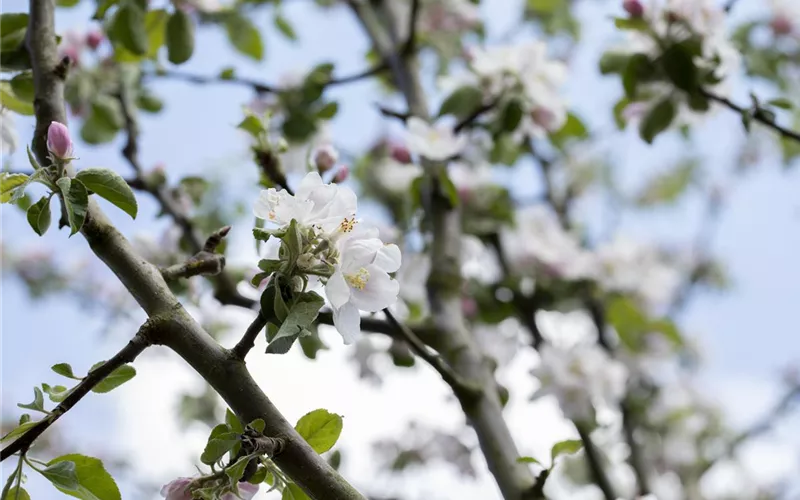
[374,243,401,273]
[350,265,400,312]
[325,270,351,309]
[333,302,361,344]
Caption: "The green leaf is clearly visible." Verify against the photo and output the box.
[294,409,343,454]
[226,408,244,434]
[768,98,793,110]
[0,82,34,115]
[272,291,325,343]
[27,195,53,236]
[635,160,696,206]
[3,487,31,500]
[613,17,648,31]
[550,439,582,462]
[224,12,264,61]
[18,387,46,413]
[613,97,630,129]
[316,101,339,120]
[622,54,651,99]
[439,172,459,207]
[248,466,268,484]
[91,364,136,393]
[225,456,250,483]
[248,418,266,433]
[237,114,266,138]
[0,13,29,38]
[516,456,542,465]
[110,1,148,55]
[39,461,79,491]
[136,91,163,113]
[661,43,698,92]
[142,8,169,60]
[638,98,676,144]
[438,86,483,120]
[201,431,239,465]
[1,420,39,443]
[57,0,81,7]
[219,67,235,80]
[1,173,30,203]
[166,9,194,65]
[498,99,523,132]
[47,454,121,500]
[42,383,71,403]
[10,71,35,101]
[274,13,297,41]
[80,113,118,145]
[27,145,42,170]
[550,112,588,146]
[282,484,310,500]
[90,95,124,130]
[76,167,138,218]
[282,111,317,142]
[607,296,683,351]
[56,177,89,236]
[599,51,631,75]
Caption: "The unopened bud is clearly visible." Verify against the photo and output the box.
[771,15,793,36]
[333,166,349,183]
[276,137,289,153]
[86,30,104,50]
[145,164,167,188]
[623,0,644,18]
[389,143,412,164]
[47,121,73,159]
[313,144,339,173]
[530,107,558,131]
[462,297,477,318]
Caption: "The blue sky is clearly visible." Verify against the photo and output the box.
[2,0,800,498]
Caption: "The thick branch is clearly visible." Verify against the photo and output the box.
[702,89,800,143]
[26,1,364,497]
[1,326,153,461]
[350,4,537,499]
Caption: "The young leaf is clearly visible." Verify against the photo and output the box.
[271,291,325,343]
[638,97,676,144]
[0,82,33,115]
[42,383,71,403]
[56,178,89,236]
[0,172,29,203]
[47,454,121,500]
[517,456,542,465]
[550,439,582,462]
[438,86,483,120]
[237,114,266,138]
[4,487,31,500]
[768,98,793,110]
[27,145,42,170]
[316,101,339,120]
[166,9,194,65]
[52,363,81,380]
[294,409,343,454]
[110,1,148,55]
[661,43,698,92]
[17,387,46,413]
[75,167,138,218]
[224,12,264,60]
[225,456,250,483]
[1,420,39,443]
[39,461,79,491]
[273,13,297,41]
[91,364,136,393]
[282,484,310,500]
[26,195,52,236]
[10,71,35,101]
[247,418,266,433]
[201,431,239,465]
[226,409,244,434]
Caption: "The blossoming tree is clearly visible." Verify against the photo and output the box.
[1,0,799,499]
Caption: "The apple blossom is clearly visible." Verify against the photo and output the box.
[86,29,104,50]
[47,121,73,159]
[375,158,423,194]
[405,117,466,161]
[160,477,192,500]
[1,109,18,155]
[325,237,401,343]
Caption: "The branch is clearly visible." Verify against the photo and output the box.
[148,62,388,95]
[26,1,365,497]
[453,97,502,133]
[383,308,481,399]
[160,226,230,281]
[1,324,154,461]
[702,89,800,143]
[576,424,617,500]
[232,310,268,360]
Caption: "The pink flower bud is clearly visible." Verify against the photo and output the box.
[389,143,412,164]
[160,478,192,500]
[313,144,339,173]
[771,15,793,36]
[47,121,73,159]
[530,107,557,131]
[61,46,81,67]
[221,483,259,500]
[623,0,644,18]
[333,166,349,183]
[86,30,104,50]
[462,297,477,318]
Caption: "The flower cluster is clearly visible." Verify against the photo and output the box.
[253,172,401,344]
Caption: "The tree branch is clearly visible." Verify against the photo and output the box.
[576,424,617,500]
[160,226,230,281]
[26,1,365,497]
[349,4,538,499]
[232,310,268,360]
[702,89,800,143]
[383,308,481,399]
[1,324,155,461]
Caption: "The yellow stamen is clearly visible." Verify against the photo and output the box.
[339,217,356,233]
[345,267,370,290]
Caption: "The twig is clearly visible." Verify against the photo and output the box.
[383,308,481,399]
[453,97,501,133]
[160,226,230,281]
[231,310,268,360]
[702,89,800,143]
[375,104,411,122]
[402,0,421,56]
[1,325,155,461]
[149,62,388,96]
[576,424,617,500]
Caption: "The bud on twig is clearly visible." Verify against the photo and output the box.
[623,0,644,18]
[86,30,104,50]
[47,121,73,159]
[333,166,349,183]
[313,144,339,173]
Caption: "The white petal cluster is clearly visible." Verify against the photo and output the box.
[406,117,467,161]
[253,172,401,343]
[1,109,19,155]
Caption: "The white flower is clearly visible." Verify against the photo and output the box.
[398,252,430,307]
[532,341,628,422]
[596,236,681,309]
[281,126,334,174]
[375,158,423,194]
[447,161,494,194]
[406,117,466,161]
[500,206,597,280]
[1,109,18,155]
[325,237,402,343]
